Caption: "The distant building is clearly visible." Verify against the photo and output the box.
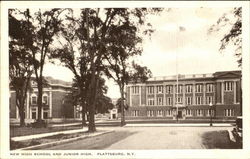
[109,98,119,119]
[125,71,241,120]
[9,77,75,123]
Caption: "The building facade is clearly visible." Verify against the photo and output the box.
[125,71,241,120]
[9,77,75,123]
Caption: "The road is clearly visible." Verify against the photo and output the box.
[44,126,232,150]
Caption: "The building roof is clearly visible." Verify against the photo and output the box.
[44,76,72,87]
[130,70,241,84]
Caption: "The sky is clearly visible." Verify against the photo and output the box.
[43,8,240,99]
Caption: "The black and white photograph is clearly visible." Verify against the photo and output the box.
[1,1,250,159]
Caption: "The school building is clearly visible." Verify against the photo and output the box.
[9,76,78,123]
[125,70,242,120]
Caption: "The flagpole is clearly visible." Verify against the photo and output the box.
[176,26,179,122]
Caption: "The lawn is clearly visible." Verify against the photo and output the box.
[201,130,242,149]
[10,125,83,137]
[44,130,137,150]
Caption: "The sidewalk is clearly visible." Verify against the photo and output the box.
[125,123,233,127]
[11,127,88,142]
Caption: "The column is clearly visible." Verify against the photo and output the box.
[203,83,206,105]
[130,86,132,106]
[139,86,141,106]
[26,92,30,119]
[49,90,52,118]
[16,107,19,119]
[163,85,166,106]
[221,81,224,104]
[182,84,185,106]
[233,81,236,104]
[173,84,175,106]
[193,83,195,105]
[154,86,157,106]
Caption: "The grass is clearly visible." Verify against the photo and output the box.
[201,130,242,149]
[10,125,83,137]
[45,130,137,150]
[10,130,92,150]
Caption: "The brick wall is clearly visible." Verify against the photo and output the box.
[141,86,146,105]
[52,91,66,118]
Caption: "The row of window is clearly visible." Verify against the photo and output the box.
[131,109,217,117]
[130,81,234,95]
[147,84,213,94]
[131,109,235,117]
[31,95,49,105]
[147,96,214,106]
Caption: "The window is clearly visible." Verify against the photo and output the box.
[225,81,233,91]
[147,98,154,106]
[147,86,154,94]
[186,109,192,116]
[207,109,214,116]
[224,109,234,116]
[196,109,203,116]
[166,85,173,94]
[156,85,163,94]
[175,85,183,93]
[31,96,37,105]
[31,108,37,119]
[196,96,203,105]
[43,111,48,119]
[157,110,163,117]
[43,95,48,105]
[206,96,213,104]
[206,84,214,92]
[157,97,163,105]
[195,84,203,93]
[166,97,172,106]
[165,110,172,116]
[147,110,154,117]
[132,86,139,94]
[176,97,182,104]
[186,85,193,93]
[132,110,139,116]
[186,96,192,105]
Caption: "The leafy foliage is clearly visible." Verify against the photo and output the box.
[208,7,242,67]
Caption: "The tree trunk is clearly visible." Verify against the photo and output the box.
[81,104,86,127]
[120,87,126,126]
[37,80,43,122]
[88,103,96,132]
[18,98,26,127]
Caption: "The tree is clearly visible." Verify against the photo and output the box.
[208,7,242,66]
[53,8,161,131]
[9,9,36,126]
[208,7,242,115]
[95,78,114,114]
[103,9,157,126]
[116,98,129,113]
[24,9,64,124]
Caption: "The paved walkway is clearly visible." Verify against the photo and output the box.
[106,126,233,149]
[11,128,88,141]
[125,123,232,127]
[11,123,233,142]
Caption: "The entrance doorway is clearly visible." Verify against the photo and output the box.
[177,111,182,119]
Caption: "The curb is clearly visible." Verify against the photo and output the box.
[15,130,115,150]
[124,124,233,127]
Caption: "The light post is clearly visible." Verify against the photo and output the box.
[209,102,213,126]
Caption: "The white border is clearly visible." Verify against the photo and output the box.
[1,1,250,159]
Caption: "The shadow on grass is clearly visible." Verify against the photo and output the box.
[44,130,138,150]
[201,130,242,149]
